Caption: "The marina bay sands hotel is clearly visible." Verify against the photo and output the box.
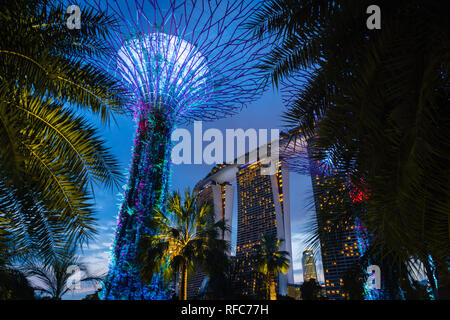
[189,134,300,298]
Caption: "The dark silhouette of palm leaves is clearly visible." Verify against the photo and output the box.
[0,266,35,300]
[0,0,127,264]
[23,245,104,300]
[250,0,449,298]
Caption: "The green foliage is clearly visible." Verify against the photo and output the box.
[138,189,230,300]
[342,266,365,300]
[400,279,430,300]
[253,233,290,300]
[82,288,101,300]
[0,0,127,264]
[254,233,290,275]
[250,0,449,298]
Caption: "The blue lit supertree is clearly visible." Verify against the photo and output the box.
[86,0,268,300]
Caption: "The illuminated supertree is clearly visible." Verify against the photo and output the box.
[87,0,268,299]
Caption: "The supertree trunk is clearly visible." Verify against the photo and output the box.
[103,105,174,300]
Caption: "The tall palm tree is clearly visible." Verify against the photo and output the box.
[254,233,290,300]
[138,189,229,300]
[249,0,449,299]
[0,0,127,263]
[23,245,103,300]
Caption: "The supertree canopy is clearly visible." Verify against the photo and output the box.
[117,32,210,114]
[86,0,269,299]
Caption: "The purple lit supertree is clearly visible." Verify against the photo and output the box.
[86,0,268,299]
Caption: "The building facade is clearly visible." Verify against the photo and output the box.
[302,248,318,282]
[191,143,294,297]
[310,159,361,300]
[287,284,302,300]
[234,159,293,296]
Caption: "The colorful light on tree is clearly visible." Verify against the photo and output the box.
[86,0,268,299]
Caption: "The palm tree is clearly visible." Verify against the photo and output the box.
[300,279,322,300]
[249,0,449,299]
[0,267,35,300]
[138,189,229,300]
[200,239,232,300]
[0,0,127,263]
[23,245,103,300]
[206,254,248,299]
[253,233,290,300]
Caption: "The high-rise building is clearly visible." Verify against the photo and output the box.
[302,249,318,282]
[234,159,292,296]
[192,142,294,297]
[310,159,361,300]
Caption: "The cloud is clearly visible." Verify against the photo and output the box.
[293,269,304,283]
[81,250,110,273]
[85,244,102,250]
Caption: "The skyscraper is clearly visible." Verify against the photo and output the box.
[302,249,318,282]
[235,159,292,296]
[192,142,294,297]
[310,160,361,300]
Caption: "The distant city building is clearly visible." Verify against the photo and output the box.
[287,282,327,300]
[287,283,302,300]
[302,249,318,282]
[309,158,361,300]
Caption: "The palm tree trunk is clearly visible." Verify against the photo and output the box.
[269,273,277,300]
[179,264,188,300]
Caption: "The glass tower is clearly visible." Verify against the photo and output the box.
[302,249,318,282]
[310,160,361,300]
